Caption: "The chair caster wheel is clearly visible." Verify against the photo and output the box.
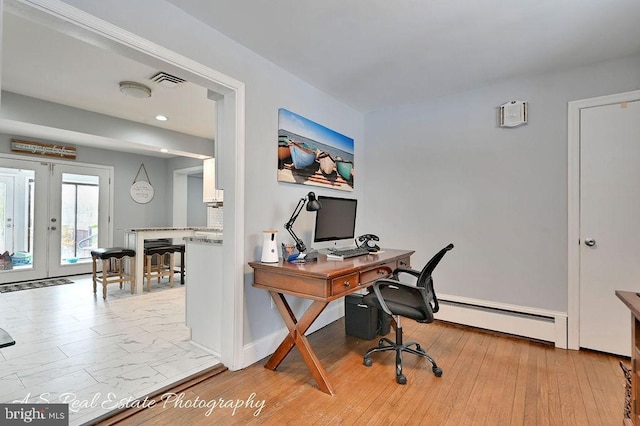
[433,367,443,377]
[363,358,373,367]
[396,374,407,385]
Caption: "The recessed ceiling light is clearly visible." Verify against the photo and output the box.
[155,115,168,121]
[119,81,151,98]
[160,148,169,153]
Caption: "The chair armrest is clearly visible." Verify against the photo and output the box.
[372,279,434,322]
[392,267,420,280]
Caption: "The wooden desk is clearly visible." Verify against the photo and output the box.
[617,290,640,425]
[249,249,413,395]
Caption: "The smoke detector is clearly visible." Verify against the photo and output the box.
[119,81,152,98]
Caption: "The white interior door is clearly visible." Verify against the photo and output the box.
[579,99,640,356]
[0,158,49,284]
[48,163,111,277]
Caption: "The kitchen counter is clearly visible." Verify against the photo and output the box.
[124,226,222,232]
[124,227,222,294]
[184,237,223,244]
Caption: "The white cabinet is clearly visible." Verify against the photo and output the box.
[202,158,223,204]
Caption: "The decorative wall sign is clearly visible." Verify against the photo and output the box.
[11,138,77,159]
[277,108,355,192]
[130,164,154,204]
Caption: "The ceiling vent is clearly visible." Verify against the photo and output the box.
[149,71,186,88]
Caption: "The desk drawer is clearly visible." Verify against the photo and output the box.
[331,273,359,296]
[360,261,395,285]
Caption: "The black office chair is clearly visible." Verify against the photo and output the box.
[362,243,454,384]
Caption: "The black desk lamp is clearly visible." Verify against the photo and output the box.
[284,191,322,253]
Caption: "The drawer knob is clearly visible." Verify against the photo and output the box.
[344,281,351,287]
[378,269,386,275]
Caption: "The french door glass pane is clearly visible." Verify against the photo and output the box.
[0,168,35,271]
[0,181,6,253]
[60,173,99,263]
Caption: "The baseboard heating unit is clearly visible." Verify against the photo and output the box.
[435,294,568,348]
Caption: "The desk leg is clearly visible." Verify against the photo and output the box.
[265,291,334,395]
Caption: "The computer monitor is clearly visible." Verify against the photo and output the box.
[312,196,357,250]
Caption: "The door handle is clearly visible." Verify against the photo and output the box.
[584,238,596,247]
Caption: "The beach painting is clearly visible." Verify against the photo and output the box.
[277,108,354,191]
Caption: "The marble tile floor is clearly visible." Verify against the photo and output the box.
[0,275,221,425]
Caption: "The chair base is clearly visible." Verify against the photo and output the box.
[363,325,442,385]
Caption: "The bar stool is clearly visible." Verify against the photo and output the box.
[144,240,185,285]
[171,244,186,284]
[91,247,136,299]
[144,245,175,291]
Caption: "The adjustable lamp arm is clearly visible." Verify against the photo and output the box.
[283,191,321,254]
[284,197,308,253]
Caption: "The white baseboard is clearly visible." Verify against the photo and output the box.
[188,340,222,358]
[241,295,569,369]
[436,294,568,348]
[242,300,345,368]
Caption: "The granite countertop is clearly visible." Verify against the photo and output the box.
[124,227,223,232]
[184,237,223,244]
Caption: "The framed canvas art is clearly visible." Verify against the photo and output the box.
[277,108,354,191]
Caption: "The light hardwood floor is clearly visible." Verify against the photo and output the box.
[101,317,627,425]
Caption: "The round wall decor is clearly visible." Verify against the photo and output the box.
[130,181,154,204]
[130,164,154,204]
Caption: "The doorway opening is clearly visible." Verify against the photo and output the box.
[1,0,245,371]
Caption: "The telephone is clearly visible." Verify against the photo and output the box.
[356,234,380,252]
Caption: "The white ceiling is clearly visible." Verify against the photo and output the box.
[2,0,639,145]
[167,0,640,112]
[1,12,216,141]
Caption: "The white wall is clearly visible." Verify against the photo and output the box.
[0,134,172,246]
[362,54,640,312]
[187,175,206,226]
[56,0,365,345]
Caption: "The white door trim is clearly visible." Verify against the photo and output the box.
[8,0,246,370]
[567,89,640,350]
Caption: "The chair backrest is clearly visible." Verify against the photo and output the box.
[416,243,454,313]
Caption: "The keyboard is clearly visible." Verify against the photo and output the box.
[328,247,370,259]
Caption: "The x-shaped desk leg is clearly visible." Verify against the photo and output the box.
[264,291,334,395]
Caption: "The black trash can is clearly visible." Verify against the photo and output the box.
[377,310,392,336]
[345,294,378,340]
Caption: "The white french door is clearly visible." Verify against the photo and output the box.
[48,163,111,277]
[0,157,112,284]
